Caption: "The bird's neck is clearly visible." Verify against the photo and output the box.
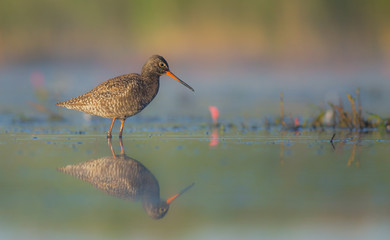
[141,190,161,210]
[141,71,160,82]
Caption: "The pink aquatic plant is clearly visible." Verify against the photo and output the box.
[209,106,219,125]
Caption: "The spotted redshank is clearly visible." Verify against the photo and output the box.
[56,55,194,138]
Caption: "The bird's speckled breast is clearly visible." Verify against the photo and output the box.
[114,77,160,119]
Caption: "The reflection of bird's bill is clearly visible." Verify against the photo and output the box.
[166,182,195,204]
[166,71,194,92]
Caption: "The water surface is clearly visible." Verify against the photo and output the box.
[1,125,389,239]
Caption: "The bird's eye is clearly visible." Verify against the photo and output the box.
[159,62,165,68]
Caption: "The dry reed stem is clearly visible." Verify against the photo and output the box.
[329,103,352,129]
[347,94,357,129]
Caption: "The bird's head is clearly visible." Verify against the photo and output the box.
[143,55,194,92]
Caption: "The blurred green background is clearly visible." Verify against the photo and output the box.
[2,0,390,119]
[1,0,389,69]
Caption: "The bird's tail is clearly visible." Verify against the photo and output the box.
[56,101,65,107]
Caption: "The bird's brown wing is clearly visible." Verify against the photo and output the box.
[90,74,139,100]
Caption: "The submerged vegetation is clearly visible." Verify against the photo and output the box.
[273,88,389,132]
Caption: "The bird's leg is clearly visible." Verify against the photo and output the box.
[119,119,125,138]
[107,118,116,138]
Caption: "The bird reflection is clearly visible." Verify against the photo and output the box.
[58,138,194,219]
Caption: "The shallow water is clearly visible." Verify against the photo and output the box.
[1,124,390,240]
[1,62,390,239]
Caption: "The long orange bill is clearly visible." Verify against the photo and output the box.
[166,71,194,92]
[166,182,195,205]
